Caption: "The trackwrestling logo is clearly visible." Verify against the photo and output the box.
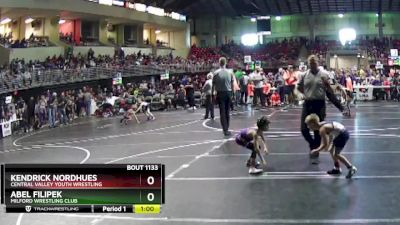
[25,205,31,212]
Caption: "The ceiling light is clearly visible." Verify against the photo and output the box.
[155,30,161,34]
[339,28,356,46]
[1,18,12,25]
[25,18,34,24]
[241,33,258,46]
[338,14,344,18]
[275,16,281,21]
[375,13,379,17]
[250,17,256,22]
[58,19,66,24]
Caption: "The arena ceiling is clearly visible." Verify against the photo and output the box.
[135,0,400,16]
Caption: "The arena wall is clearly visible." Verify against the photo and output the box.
[192,13,400,47]
[329,56,360,69]
[156,29,190,57]
[0,47,10,65]
[9,47,64,62]
[121,47,152,55]
[0,0,186,29]
[73,46,114,57]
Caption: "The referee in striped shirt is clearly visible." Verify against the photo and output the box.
[212,57,234,136]
[297,55,344,164]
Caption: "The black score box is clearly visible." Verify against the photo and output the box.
[6,205,92,213]
[93,205,133,213]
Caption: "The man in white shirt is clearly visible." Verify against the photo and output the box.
[23,70,32,86]
[249,68,265,107]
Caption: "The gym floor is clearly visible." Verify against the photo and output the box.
[1,101,400,225]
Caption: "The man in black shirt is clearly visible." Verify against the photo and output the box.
[27,96,35,129]
[170,76,181,93]
[58,92,68,125]
[185,78,195,110]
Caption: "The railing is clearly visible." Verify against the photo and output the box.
[0,64,214,94]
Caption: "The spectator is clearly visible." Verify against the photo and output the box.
[48,92,57,128]
[240,72,249,105]
[202,72,214,120]
[58,92,68,125]
[249,68,265,108]
[185,78,196,110]
[83,88,92,116]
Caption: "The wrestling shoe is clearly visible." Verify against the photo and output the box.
[246,159,261,168]
[346,166,357,179]
[327,168,342,175]
[342,109,351,117]
[309,155,320,164]
[248,167,263,175]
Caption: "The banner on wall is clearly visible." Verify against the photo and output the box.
[355,86,374,101]
[244,55,251,63]
[390,49,398,57]
[99,0,112,6]
[2,121,12,138]
[112,72,123,85]
[376,61,383,69]
[5,96,12,104]
[112,0,124,6]
[160,70,170,80]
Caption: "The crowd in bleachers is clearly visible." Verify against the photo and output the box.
[2,35,400,97]
[60,32,75,45]
[0,48,215,93]
[327,66,400,101]
[305,38,334,65]
[2,57,400,138]
[0,73,208,133]
[220,38,306,67]
[362,37,391,61]
[306,36,399,65]
[0,33,52,48]
[0,33,13,47]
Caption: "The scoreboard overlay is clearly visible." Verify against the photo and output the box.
[0,164,165,213]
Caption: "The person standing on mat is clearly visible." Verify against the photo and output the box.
[212,57,234,137]
[297,55,344,164]
[203,72,214,120]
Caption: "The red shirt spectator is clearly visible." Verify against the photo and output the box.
[248,82,255,97]
[271,91,281,106]
[263,82,271,95]
[283,70,297,86]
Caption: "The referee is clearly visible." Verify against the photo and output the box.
[212,57,234,136]
[297,55,344,164]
